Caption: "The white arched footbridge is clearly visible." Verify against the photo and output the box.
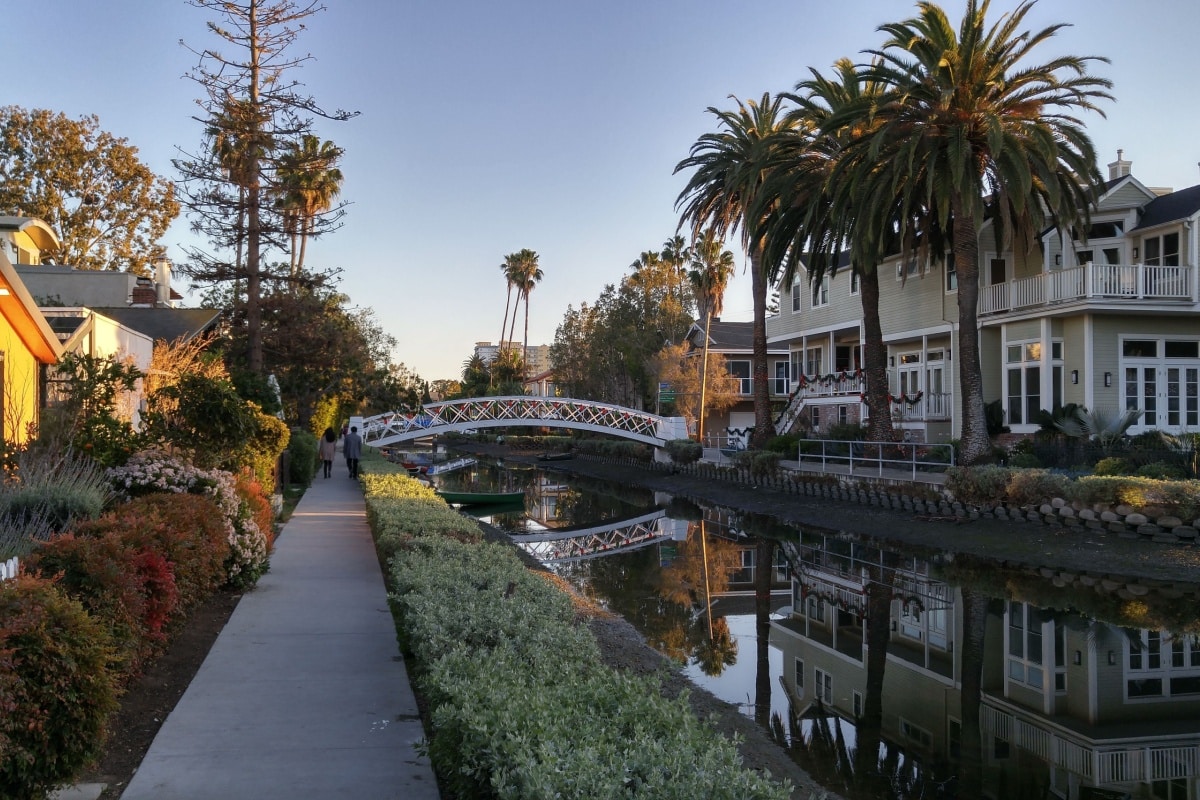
[362,396,689,448]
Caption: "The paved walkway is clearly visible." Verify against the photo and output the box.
[119,466,440,800]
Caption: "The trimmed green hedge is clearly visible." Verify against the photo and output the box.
[361,461,790,800]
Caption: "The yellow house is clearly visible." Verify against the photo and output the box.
[0,249,63,445]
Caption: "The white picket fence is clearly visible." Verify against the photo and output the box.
[0,556,19,582]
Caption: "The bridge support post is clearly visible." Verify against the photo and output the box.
[654,416,690,463]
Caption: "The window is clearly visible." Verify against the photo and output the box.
[791,280,802,313]
[810,406,820,429]
[1122,337,1200,430]
[1144,232,1181,266]
[794,659,805,696]
[945,253,957,292]
[805,347,823,376]
[811,275,829,308]
[1006,340,1063,426]
[896,257,923,280]
[838,405,848,425]
[900,719,932,748]
[814,668,833,705]
[850,271,860,295]
[1007,601,1048,690]
[728,360,751,395]
[1127,631,1200,701]
[852,691,863,719]
[773,361,789,395]
[805,595,825,623]
[989,257,1006,285]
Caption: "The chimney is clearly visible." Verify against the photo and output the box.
[1108,149,1131,181]
[153,255,172,307]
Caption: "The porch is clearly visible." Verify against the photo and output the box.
[979,262,1194,316]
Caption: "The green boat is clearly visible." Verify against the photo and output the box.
[436,489,525,506]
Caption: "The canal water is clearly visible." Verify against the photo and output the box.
[441,458,1200,800]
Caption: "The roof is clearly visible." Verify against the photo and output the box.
[88,307,223,344]
[685,318,787,354]
[1132,183,1200,231]
[0,216,61,254]
[0,251,62,362]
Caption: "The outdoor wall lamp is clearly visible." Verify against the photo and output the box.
[1108,651,1117,666]
[1073,650,1082,666]
[1132,247,1139,260]
[1054,254,1062,265]
[1104,372,1113,387]
[1071,370,1079,384]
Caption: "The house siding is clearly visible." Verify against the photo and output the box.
[0,320,41,445]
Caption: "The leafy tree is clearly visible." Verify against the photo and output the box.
[654,343,739,430]
[39,352,144,466]
[675,94,801,448]
[861,0,1111,463]
[174,0,356,375]
[0,106,180,272]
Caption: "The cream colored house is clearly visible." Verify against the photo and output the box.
[768,153,1200,442]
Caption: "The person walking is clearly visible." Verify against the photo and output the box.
[317,427,337,478]
[344,425,363,479]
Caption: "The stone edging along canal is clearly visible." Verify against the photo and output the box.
[462,444,1200,588]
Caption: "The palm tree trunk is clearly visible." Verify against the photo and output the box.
[697,310,712,443]
[749,244,775,449]
[296,215,309,274]
[952,194,991,465]
[522,290,530,382]
[860,268,897,443]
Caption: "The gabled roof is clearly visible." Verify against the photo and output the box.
[0,251,62,363]
[1132,183,1200,232]
[685,318,787,354]
[89,307,223,344]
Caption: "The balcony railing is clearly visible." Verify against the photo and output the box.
[979,262,1194,315]
[889,391,953,422]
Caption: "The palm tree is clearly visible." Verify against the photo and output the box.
[862,0,1112,464]
[675,93,802,449]
[661,234,692,313]
[688,229,735,442]
[499,249,542,376]
[498,254,519,363]
[275,134,344,276]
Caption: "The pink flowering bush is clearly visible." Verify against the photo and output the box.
[107,450,271,588]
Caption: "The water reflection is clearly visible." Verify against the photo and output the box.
[478,461,1200,799]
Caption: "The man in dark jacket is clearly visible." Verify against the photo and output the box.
[344,426,363,478]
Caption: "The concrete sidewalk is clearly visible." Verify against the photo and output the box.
[119,467,440,800]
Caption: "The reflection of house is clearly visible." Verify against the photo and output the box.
[769,153,1200,442]
[772,532,1200,799]
[681,318,789,446]
[0,252,62,445]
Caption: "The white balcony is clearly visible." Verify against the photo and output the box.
[979,263,1194,316]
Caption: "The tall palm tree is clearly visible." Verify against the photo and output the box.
[862,0,1112,464]
[275,134,344,276]
[688,229,735,442]
[501,249,542,376]
[676,93,802,449]
[498,253,519,360]
[661,235,692,313]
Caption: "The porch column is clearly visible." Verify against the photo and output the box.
[1041,316,1052,424]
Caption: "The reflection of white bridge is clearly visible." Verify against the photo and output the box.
[511,510,688,563]
[362,397,688,448]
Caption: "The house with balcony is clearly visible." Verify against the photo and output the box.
[681,318,790,447]
[767,152,1200,442]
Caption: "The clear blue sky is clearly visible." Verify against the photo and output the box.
[11,1,1200,382]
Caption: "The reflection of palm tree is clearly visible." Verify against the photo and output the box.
[754,537,776,727]
[694,616,738,676]
[958,584,990,797]
[854,552,897,793]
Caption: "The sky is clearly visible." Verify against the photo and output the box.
[11,1,1200,382]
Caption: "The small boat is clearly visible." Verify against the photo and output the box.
[435,489,525,506]
[537,451,573,462]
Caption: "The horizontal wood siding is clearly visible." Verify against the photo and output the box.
[1062,317,1087,406]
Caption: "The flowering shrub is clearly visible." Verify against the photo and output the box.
[107,450,270,587]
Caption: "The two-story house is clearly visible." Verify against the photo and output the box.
[768,152,1200,443]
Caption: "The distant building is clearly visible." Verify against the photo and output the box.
[473,340,552,377]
